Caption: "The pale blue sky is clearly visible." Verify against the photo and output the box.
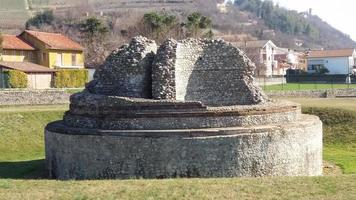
[273,0,356,41]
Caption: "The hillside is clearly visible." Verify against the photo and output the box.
[0,0,355,49]
[307,15,356,49]
[225,0,356,49]
[0,0,30,33]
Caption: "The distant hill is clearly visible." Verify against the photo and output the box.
[228,0,356,49]
[306,15,356,49]
[0,0,355,50]
[0,0,30,33]
[28,0,194,13]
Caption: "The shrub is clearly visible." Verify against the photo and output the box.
[303,107,356,125]
[25,10,54,29]
[54,69,88,88]
[3,70,28,88]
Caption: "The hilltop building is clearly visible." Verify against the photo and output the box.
[0,30,85,89]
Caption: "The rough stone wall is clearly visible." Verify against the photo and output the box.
[88,36,157,98]
[45,114,322,180]
[152,38,268,105]
[0,89,70,105]
[64,109,299,130]
[152,39,178,99]
[64,93,300,130]
[83,36,268,105]
[267,88,356,98]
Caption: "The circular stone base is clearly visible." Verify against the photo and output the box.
[45,115,322,180]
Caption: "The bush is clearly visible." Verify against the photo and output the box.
[25,10,54,29]
[303,107,356,125]
[54,69,88,88]
[3,70,28,88]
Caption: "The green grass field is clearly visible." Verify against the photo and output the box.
[0,176,356,200]
[263,83,356,91]
[302,107,356,174]
[0,99,355,199]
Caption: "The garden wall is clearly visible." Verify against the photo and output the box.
[1,88,356,106]
[0,89,71,105]
[267,88,356,98]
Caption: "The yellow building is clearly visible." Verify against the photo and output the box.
[0,30,85,89]
[0,34,37,63]
[1,30,85,69]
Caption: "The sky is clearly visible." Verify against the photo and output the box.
[272,0,356,41]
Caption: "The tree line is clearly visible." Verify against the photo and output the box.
[140,11,213,42]
[23,10,212,68]
[235,0,319,39]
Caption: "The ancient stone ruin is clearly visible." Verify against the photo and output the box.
[45,36,323,180]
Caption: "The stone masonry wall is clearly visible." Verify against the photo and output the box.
[173,39,268,105]
[88,36,157,98]
[152,39,178,99]
[267,88,356,98]
[46,114,322,179]
[82,36,268,105]
[0,89,70,105]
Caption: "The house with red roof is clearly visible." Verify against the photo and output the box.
[307,49,356,74]
[0,30,85,89]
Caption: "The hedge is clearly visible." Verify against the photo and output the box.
[286,74,356,84]
[54,69,88,88]
[3,70,28,88]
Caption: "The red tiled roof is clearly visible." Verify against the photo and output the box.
[1,35,35,51]
[308,49,355,58]
[0,62,56,73]
[23,30,84,51]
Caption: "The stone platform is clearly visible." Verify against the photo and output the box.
[45,115,322,180]
[44,36,323,180]
[45,99,322,180]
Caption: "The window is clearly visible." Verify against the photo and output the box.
[29,52,33,61]
[42,53,47,62]
[72,53,77,66]
[56,53,63,66]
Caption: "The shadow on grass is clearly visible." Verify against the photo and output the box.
[0,159,48,179]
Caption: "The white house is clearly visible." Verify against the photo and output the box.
[307,49,356,74]
[232,40,278,77]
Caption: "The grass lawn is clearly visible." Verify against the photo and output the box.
[263,83,356,91]
[65,88,84,94]
[0,176,356,200]
[285,98,356,175]
[0,100,355,199]
[0,106,65,179]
